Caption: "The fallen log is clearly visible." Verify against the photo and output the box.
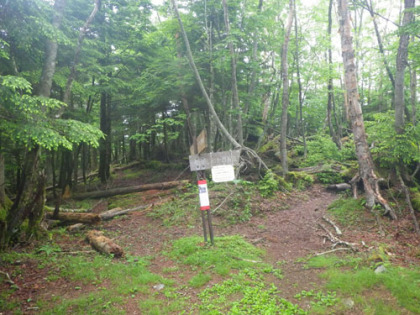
[45,212,101,224]
[99,197,173,220]
[73,180,189,200]
[86,230,124,258]
[290,164,341,174]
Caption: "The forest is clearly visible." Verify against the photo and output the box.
[0,0,420,313]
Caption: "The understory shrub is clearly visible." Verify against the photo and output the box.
[287,171,314,190]
[258,170,291,197]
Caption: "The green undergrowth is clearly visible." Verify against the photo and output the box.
[108,192,147,209]
[148,189,198,226]
[168,235,268,276]
[198,271,306,314]
[259,170,292,197]
[0,247,184,314]
[121,168,145,180]
[304,253,420,314]
[327,197,365,225]
[169,235,310,314]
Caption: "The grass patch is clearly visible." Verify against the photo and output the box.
[148,191,198,226]
[189,272,212,288]
[306,254,420,314]
[198,270,306,314]
[121,169,145,180]
[7,249,177,314]
[139,294,189,315]
[44,290,125,314]
[108,192,145,209]
[168,235,266,276]
[327,197,365,225]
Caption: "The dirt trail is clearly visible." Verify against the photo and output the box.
[104,185,338,262]
[103,184,339,308]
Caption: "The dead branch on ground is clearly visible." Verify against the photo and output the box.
[0,271,19,289]
[322,216,342,235]
[318,222,357,251]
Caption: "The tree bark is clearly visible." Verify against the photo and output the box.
[293,1,307,157]
[394,0,415,134]
[243,0,263,141]
[37,0,66,98]
[337,0,396,219]
[3,0,66,247]
[222,0,244,146]
[280,0,294,175]
[364,0,395,88]
[99,92,111,183]
[0,152,5,207]
[63,0,100,105]
[327,0,341,149]
[410,62,417,125]
[74,179,189,200]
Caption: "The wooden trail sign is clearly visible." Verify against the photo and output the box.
[189,149,240,245]
[190,129,207,155]
[189,150,240,171]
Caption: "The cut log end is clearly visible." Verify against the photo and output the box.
[86,230,124,258]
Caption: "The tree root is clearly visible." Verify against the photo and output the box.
[350,174,397,220]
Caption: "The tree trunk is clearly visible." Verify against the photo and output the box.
[2,0,66,248]
[280,0,294,175]
[293,1,307,158]
[0,152,5,207]
[37,0,66,98]
[410,61,417,125]
[222,0,243,146]
[337,0,396,219]
[327,0,341,149]
[364,0,395,88]
[63,0,100,105]
[99,92,111,183]
[394,0,415,134]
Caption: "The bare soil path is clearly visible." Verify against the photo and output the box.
[99,184,339,312]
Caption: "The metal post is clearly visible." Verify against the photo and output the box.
[206,209,214,245]
[201,211,208,242]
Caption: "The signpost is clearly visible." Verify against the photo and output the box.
[189,131,240,245]
[189,129,207,155]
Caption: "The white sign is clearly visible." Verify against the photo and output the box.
[211,165,235,183]
[198,180,210,210]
